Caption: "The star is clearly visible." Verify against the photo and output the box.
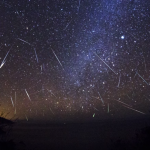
[121,35,125,39]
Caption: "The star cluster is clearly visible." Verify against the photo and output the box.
[0,0,150,121]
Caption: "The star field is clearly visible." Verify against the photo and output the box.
[0,0,150,121]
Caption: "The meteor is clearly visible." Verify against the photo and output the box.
[25,89,31,101]
[51,48,64,69]
[94,52,118,75]
[0,50,10,68]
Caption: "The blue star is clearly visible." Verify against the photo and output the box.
[121,35,125,39]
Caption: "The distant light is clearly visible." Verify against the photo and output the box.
[93,113,95,117]
[121,35,125,39]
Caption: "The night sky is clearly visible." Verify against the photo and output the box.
[0,0,150,121]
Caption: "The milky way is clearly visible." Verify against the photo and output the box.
[0,0,150,121]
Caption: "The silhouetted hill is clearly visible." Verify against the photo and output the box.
[0,117,15,150]
[0,117,14,125]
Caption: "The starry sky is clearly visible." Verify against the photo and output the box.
[0,0,150,121]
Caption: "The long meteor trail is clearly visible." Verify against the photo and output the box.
[47,89,57,98]
[94,52,118,75]
[25,89,31,101]
[18,38,31,46]
[14,92,16,114]
[34,48,38,63]
[123,105,145,115]
[117,73,121,88]
[136,72,149,85]
[0,49,10,68]
[115,99,132,108]
[98,92,104,104]
[10,97,14,107]
[51,48,64,69]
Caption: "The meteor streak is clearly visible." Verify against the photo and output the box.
[94,52,118,75]
[0,49,10,68]
[18,38,31,45]
[25,114,28,121]
[14,92,16,114]
[117,74,121,88]
[136,72,149,85]
[123,105,145,115]
[10,97,14,107]
[25,89,31,101]
[98,92,104,104]
[34,48,38,63]
[115,99,132,108]
[47,89,57,98]
[51,48,64,69]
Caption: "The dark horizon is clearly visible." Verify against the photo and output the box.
[6,115,150,150]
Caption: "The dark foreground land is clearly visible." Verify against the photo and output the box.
[6,116,150,150]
